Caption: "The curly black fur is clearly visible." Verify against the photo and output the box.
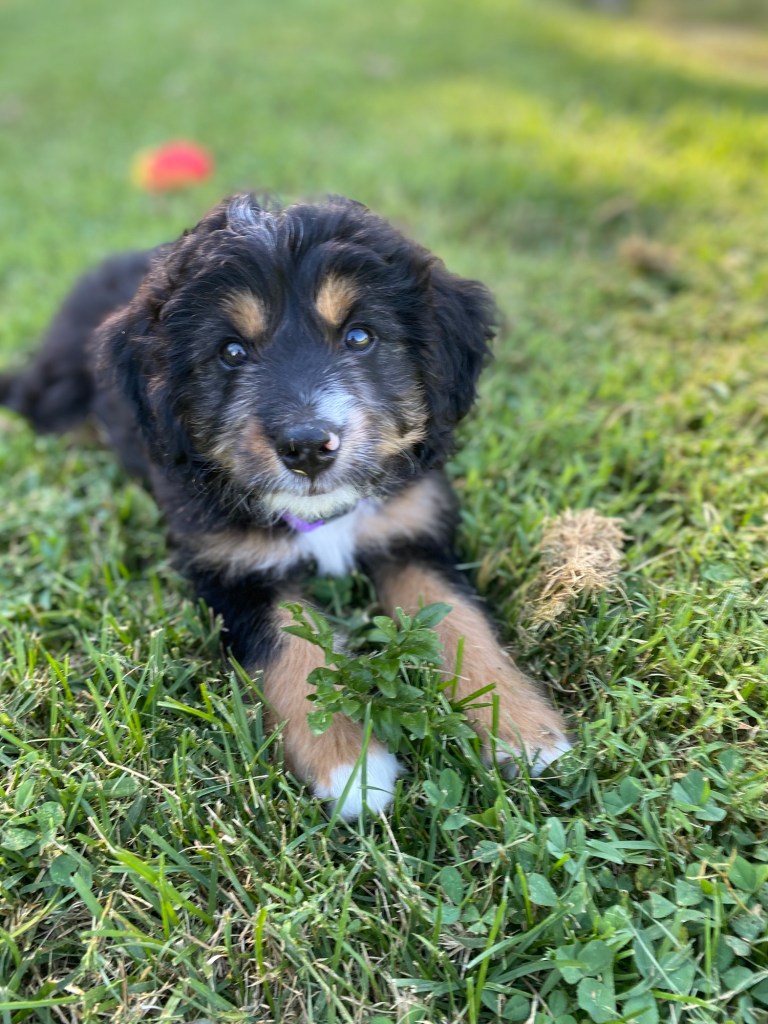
[4,194,496,529]
[99,196,494,508]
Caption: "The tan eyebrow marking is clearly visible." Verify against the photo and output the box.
[222,290,267,339]
[315,276,359,328]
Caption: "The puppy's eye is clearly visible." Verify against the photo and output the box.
[343,327,377,352]
[219,340,249,368]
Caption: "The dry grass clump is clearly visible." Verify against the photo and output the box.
[529,509,627,625]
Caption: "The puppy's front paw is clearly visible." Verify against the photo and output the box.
[456,655,573,774]
[263,619,402,819]
[470,679,573,778]
[283,711,401,820]
[491,724,573,778]
[313,743,402,819]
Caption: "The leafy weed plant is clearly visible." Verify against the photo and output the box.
[283,601,480,752]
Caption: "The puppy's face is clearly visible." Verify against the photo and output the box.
[101,195,496,525]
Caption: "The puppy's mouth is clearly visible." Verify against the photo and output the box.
[261,482,364,524]
[263,436,386,524]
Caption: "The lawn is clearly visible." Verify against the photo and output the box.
[1,0,767,1021]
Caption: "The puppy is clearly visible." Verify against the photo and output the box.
[1,194,570,817]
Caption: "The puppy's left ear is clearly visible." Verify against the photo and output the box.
[424,261,497,426]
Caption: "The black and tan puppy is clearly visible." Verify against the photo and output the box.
[1,194,570,817]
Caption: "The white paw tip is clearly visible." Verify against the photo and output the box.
[494,734,573,778]
[313,749,402,820]
[529,734,573,777]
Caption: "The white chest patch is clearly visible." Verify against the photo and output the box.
[296,504,372,576]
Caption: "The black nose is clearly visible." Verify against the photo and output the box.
[275,421,341,478]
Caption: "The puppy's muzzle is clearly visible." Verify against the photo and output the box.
[276,420,341,478]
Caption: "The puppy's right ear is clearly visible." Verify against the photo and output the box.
[94,299,148,415]
[93,259,193,471]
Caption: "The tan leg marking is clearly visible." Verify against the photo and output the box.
[252,607,400,816]
[377,565,570,771]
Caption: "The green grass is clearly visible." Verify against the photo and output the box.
[1,0,768,1021]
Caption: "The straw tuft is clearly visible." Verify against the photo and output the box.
[529,509,626,625]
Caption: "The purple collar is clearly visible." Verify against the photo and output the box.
[281,499,370,534]
[281,512,325,533]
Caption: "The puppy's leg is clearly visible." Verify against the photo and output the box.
[262,606,400,817]
[376,562,571,774]
[192,571,400,818]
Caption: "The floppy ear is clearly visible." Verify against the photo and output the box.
[93,256,194,472]
[419,261,497,456]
